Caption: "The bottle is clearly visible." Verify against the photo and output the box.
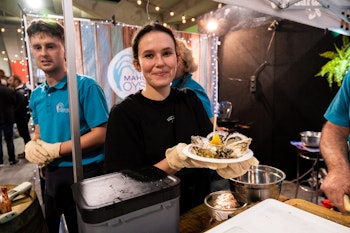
[0,186,12,214]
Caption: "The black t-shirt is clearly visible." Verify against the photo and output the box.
[105,88,213,212]
[105,88,212,170]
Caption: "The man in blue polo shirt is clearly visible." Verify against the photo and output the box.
[24,19,109,233]
[320,70,350,214]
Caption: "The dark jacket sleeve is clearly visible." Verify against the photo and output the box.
[14,89,27,116]
[0,86,16,125]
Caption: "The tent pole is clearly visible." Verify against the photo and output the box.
[62,0,83,183]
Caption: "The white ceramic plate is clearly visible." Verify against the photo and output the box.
[183,145,253,164]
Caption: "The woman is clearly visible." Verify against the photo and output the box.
[104,23,213,212]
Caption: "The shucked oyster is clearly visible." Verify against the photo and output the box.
[224,133,252,158]
[224,132,248,145]
[191,135,220,151]
[190,132,252,159]
[191,136,209,147]
[225,138,252,158]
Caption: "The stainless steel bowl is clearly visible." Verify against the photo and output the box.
[300,131,321,148]
[229,165,286,204]
[204,190,247,221]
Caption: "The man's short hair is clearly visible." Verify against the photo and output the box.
[26,19,65,44]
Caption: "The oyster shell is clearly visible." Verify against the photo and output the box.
[192,146,217,158]
[191,136,209,147]
[190,132,252,159]
[225,138,252,158]
[224,132,248,145]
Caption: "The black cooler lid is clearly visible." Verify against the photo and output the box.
[71,167,181,224]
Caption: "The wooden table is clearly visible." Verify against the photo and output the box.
[179,197,350,233]
[0,185,48,233]
[285,199,350,228]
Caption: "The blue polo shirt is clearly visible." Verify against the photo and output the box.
[325,71,350,128]
[30,74,109,167]
[324,71,350,160]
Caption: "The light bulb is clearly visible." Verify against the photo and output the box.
[206,20,218,32]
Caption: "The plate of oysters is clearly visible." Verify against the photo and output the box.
[183,131,253,163]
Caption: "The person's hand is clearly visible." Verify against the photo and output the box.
[321,169,350,214]
[216,157,259,179]
[166,143,227,171]
[165,143,259,178]
[36,139,61,160]
[25,140,50,165]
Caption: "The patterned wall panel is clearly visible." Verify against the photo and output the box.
[25,15,217,111]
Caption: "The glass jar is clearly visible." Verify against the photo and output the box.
[0,186,12,214]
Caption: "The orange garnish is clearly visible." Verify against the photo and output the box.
[210,134,221,145]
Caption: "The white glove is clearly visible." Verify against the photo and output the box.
[25,140,50,165]
[165,143,234,171]
[36,139,61,160]
[216,156,259,179]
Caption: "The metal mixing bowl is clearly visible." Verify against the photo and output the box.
[229,165,286,204]
[300,131,321,148]
[204,190,247,221]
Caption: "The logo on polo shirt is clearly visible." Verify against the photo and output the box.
[56,102,69,113]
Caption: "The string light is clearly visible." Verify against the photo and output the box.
[206,19,218,32]
[15,13,219,110]
[27,0,43,10]
[133,0,206,26]
[181,15,186,24]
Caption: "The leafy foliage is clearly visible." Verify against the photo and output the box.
[315,36,350,87]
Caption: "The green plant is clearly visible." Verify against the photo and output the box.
[315,35,350,87]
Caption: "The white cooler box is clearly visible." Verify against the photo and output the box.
[71,167,181,233]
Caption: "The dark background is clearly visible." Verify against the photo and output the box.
[217,20,342,180]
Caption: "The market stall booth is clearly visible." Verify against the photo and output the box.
[2,0,349,232]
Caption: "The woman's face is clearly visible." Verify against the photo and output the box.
[134,31,178,89]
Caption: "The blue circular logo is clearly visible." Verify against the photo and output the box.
[108,47,145,99]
